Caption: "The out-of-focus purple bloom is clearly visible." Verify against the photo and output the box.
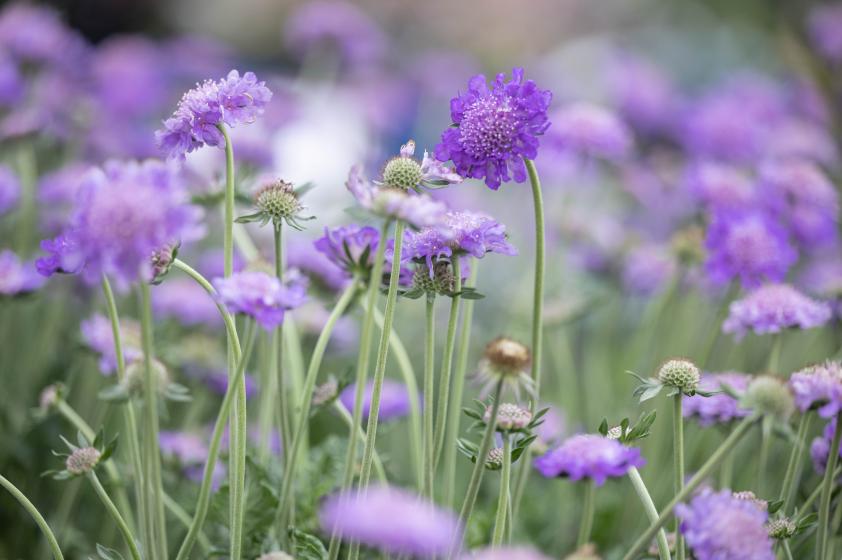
[764,118,837,165]
[622,244,676,296]
[685,161,756,211]
[339,379,413,422]
[0,165,19,215]
[213,270,307,330]
[546,102,632,162]
[152,278,223,328]
[759,159,839,247]
[811,418,842,475]
[809,4,842,62]
[283,1,385,68]
[410,51,480,99]
[801,257,842,309]
[197,249,245,280]
[683,372,751,427]
[606,53,680,134]
[319,485,461,557]
[790,361,842,418]
[36,161,204,289]
[723,283,832,338]
[156,70,272,159]
[534,434,644,485]
[193,367,258,400]
[461,547,550,560]
[314,224,381,276]
[0,3,85,65]
[92,36,170,118]
[676,489,774,560]
[0,51,23,106]
[435,68,552,190]
[0,250,44,296]
[704,210,797,288]
[533,404,565,453]
[159,430,225,489]
[286,238,349,293]
[80,313,142,375]
[38,162,88,207]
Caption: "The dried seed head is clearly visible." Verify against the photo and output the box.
[657,359,700,392]
[312,378,339,407]
[484,337,531,376]
[66,446,101,475]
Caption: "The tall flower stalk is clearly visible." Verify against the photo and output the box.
[672,394,686,560]
[423,294,437,499]
[87,471,142,560]
[576,480,596,548]
[817,411,842,558]
[780,412,813,513]
[0,474,64,560]
[434,255,462,467]
[491,434,512,547]
[628,466,671,560]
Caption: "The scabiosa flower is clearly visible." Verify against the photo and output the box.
[239,178,313,230]
[704,210,797,288]
[685,161,756,211]
[606,53,680,134]
[485,403,532,432]
[156,70,272,159]
[36,160,204,289]
[622,244,676,296]
[0,250,44,296]
[534,434,644,485]
[286,238,349,294]
[476,337,535,399]
[0,164,19,215]
[461,546,550,560]
[811,418,842,475]
[213,270,307,330]
[742,375,795,420]
[338,379,413,422]
[808,4,842,62]
[683,372,751,427]
[319,485,461,557]
[65,446,101,475]
[657,359,701,393]
[81,314,142,375]
[790,361,842,418]
[723,283,832,339]
[435,67,552,190]
[159,430,226,488]
[382,140,463,191]
[314,225,412,286]
[676,489,774,560]
[546,102,632,162]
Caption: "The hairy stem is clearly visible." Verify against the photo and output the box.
[673,394,685,560]
[577,480,596,548]
[88,472,142,560]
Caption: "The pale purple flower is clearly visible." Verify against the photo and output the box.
[0,3,84,65]
[286,238,349,293]
[723,283,832,338]
[606,53,680,134]
[685,161,756,211]
[92,36,170,118]
[0,250,44,296]
[80,313,142,375]
[461,546,550,560]
[801,257,842,303]
[764,118,837,165]
[339,379,413,422]
[790,361,842,418]
[0,51,23,106]
[533,405,566,450]
[683,372,751,427]
[0,165,19,215]
[811,418,842,475]
[534,434,644,485]
[622,244,676,296]
[435,68,552,190]
[319,485,461,557]
[314,225,412,285]
[704,210,797,288]
[159,430,225,489]
[213,270,307,330]
[676,489,774,560]
[809,4,842,62]
[546,102,632,162]
[152,278,223,328]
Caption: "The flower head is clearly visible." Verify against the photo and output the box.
[767,518,797,541]
[435,68,551,190]
[245,179,312,229]
[790,361,842,418]
[686,161,756,211]
[546,102,632,162]
[534,434,644,485]
[0,164,19,215]
[380,140,463,192]
[476,337,534,399]
[339,379,413,422]
[213,270,307,330]
[319,485,462,557]
[683,372,751,427]
[0,250,44,296]
[676,489,774,560]
[657,359,701,393]
[485,403,532,432]
[65,446,101,475]
[314,225,411,285]
[286,238,349,294]
[81,313,142,375]
[742,375,795,420]
[723,283,832,339]
[622,245,676,296]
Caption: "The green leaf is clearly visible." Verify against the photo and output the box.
[598,419,608,436]
[638,384,664,402]
[289,527,328,560]
[97,384,130,403]
[767,500,784,514]
[462,407,482,421]
[95,544,126,560]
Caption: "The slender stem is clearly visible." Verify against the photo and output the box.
[0,474,64,559]
[277,280,360,530]
[758,416,773,496]
[673,394,685,560]
[434,255,462,468]
[817,411,842,559]
[423,295,436,499]
[767,333,783,374]
[163,493,212,553]
[628,466,671,560]
[577,480,596,548]
[175,323,256,560]
[138,281,167,558]
[622,415,759,560]
[698,282,738,369]
[171,260,241,353]
[14,143,37,252]
[87,472,142,560]
[782,540,794,560]
[332,401,387,484]
[799,467,842,523]
[271,223,292,468]
[781,413,813,514]
[492,435,512,547]
[719,450,735,489]
[218,123,236,278]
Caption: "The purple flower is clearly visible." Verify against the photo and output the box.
[809,4,842,62]
[156,70,272,159]
[435,68,552,190]
[92,36,170,118]
[0,164,19,215]
[606,53,680,134]
[159,430,225,489]
[319,485,461,557]
[0,3,84,65]
[533,404,566,451]
[811,418,842,475]
[0,51,23,106]
[339,379,413,422]
[546,102,632,162]
[213,270,307,330]
[723,283,832,339]
[286,238,349,293]
[533,434,644,485]
[622,244,676,296]
[685,161,756,211]
[461,547,550,560]
[80,313,142,375]
[314,225,412,285]
[790,361,842,418]
[704,210,797,288]
[683,372,751,427]
[0,250,44,296]
[36,160,204,289]
[152,278,223,328]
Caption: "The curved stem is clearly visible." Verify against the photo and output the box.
[781,413,813,514]
[163,493,212,553]
[277,280,361,530]
[0,474,64,559]
[673,394,685,560]
[434,255,462,468]
[87,472,142,560]
[628,466,671,560]
[577,480,596,548]
[423,295,436,499]
[798,466,842,523]
[332,401,387,484]
[492,435,512,547]
[817,411,842,559]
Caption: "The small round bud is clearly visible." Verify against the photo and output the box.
[39,384,61,411]
[657,359,700,393]
[257,553,294,560]
[484,337,532,377]
[125,359,171,397]
[312,378,339,407]
[485,447,505,470]
[743,375,795,420]
[66,446,101,475]
[150,243,178,283]
[255,180,302,221]
[767,518,797,540]
[383,156,422,191]
[606,426,623,440]
[732,490,767,510]
[486,403,532,432]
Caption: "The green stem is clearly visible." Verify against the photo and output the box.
[577,480,595,548]
[622,415,759,560]
[277,280,361,530]
[171,260,241,351]
[817,411,842,559]
[0,474,64,559]
[673,394,685,560]
[798,467,842,523]
[443,262,479,507]
[434,255,462,468]
[423,295,436,499]
[272,223,292,469]
[781,413,813,514]
[14,143,37,253]
[163,493,211,553]
[87,472,142,560]
[332,401,387,484]
[218,123,236,278]
[767,333,783,374]
[782,540,794,560]
[628,466,671,560]
[698,282,738,369]
[138,281,167,559]
[492,435,512,547]
[758,416,773,496]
